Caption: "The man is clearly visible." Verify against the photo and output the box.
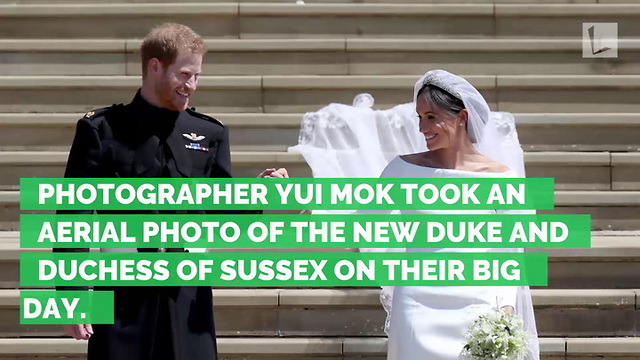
[56,23,287,360]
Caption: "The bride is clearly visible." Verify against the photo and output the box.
[289,69,539,359]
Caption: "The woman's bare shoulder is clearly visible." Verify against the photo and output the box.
[475,159,511,173]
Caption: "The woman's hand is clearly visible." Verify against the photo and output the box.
[501,305,514,315]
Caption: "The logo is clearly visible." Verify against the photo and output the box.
[583,23,618,58]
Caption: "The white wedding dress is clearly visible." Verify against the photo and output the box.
[373,156,522,360]
[289,82,540,360]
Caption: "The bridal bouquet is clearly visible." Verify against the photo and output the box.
[462,307,529,360]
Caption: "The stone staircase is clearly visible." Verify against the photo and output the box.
[1,0,640,359]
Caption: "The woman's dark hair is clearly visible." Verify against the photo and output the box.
[416,84,465,116]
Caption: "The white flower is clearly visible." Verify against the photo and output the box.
[462,307,530,360]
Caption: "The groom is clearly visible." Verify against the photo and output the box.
[56,23,287,360]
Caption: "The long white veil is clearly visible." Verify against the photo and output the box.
[288,70,539,360]
[288,93,425,181]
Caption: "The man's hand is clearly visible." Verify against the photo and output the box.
[257,168,289,178]
[63,324,93,340]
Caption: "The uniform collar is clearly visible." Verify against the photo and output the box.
[125,89,180,137]
[129,89,182,121]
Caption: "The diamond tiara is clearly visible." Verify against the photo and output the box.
[419,72,462,100]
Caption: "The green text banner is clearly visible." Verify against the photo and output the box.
[21,214,590,249]
[20,252,548,287]
[20,178,555,211]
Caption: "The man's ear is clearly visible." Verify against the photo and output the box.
[147,58,163,78]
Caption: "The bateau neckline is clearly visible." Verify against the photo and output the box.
[396,155,514,175]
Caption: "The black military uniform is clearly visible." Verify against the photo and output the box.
[56,89,251,360]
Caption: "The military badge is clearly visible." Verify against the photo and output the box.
[182,133,205,142]
[185,143,209,152]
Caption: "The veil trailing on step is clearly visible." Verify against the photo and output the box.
[288,70,539,360]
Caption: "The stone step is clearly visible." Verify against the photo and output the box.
[0,288,638,338]
[0,151,635,191]
[3,231,636,254]
[3,230,639,251]
[1,231,640,289]
[1,75,640,113]
[3,187,640,230]
[4,230,639,252]
[2,38,639,76]
[0,0,613,4]
[1,113,640,153]
[1,337,639,360]
[529,231,640,289]
[547,191,640,232]
[0,4,639,39]
[2,189,640,230]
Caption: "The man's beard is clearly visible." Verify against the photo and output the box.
[155,82,186,111]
